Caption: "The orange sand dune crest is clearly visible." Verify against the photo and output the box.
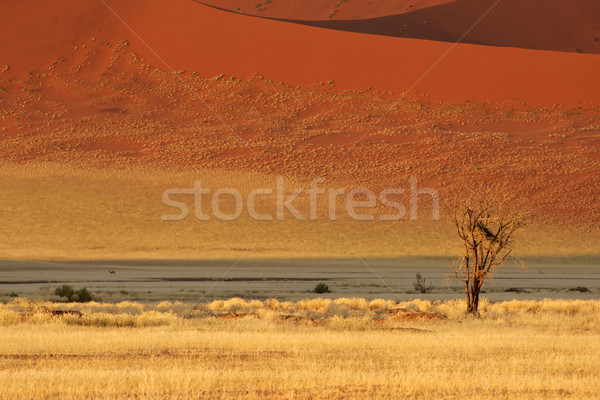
[1,0,600,105]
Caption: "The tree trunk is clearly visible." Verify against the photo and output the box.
[466,300,475,314]
[465,282,473,313]
[472,289,480,314]
[467,277,480,315]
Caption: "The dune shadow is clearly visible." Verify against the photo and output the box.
[194,0,600,53]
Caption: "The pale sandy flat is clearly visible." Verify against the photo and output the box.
[1,257,598,302]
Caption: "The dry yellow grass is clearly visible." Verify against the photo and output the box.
[1,298,598,399]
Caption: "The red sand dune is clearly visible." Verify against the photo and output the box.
[198,0,454,20]
[201,0,600,54]
[0,2,117,74]
[1,0,600,105]
[0,0,599,232]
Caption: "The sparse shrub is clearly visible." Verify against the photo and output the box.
[568,286,590,293]
[327,302,352,318]
[74,288,94,303]
[116,301,145,314]
[333,297,368,310]
[248,300,264,311]
[413,273,433,294]
[208,300,225,311]
[135,311,178,327]
[328,298,369,318]
[255,308,278,321]
[223,297,249,313]
[8,292,18,297]
[297,298,331,312]
[279,301,295,312]
[157,301,173,309]
[313,283,331,294]
[54,285,76,302]
[264,298,280,310]
[54,285,95,302]
[402,299,434,312]
[369,298,395,313]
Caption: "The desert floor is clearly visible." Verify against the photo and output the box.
[1,257,599,303]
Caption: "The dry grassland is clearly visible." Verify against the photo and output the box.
[0,298,598,399]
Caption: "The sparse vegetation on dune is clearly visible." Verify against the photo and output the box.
[1,34,599,262]
[1,35,599,234]
[0,298,598,399]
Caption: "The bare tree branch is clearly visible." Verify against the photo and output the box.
[444,186,526,314]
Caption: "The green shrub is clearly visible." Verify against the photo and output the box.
[74,288,94,303]
[313,283,331,294]
[413,273,433,294]
[54,285,95,302]
[54,285,76,302]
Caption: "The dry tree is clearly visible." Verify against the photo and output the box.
[445,186,527,315]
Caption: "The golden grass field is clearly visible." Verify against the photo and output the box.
[1,298,599,399]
